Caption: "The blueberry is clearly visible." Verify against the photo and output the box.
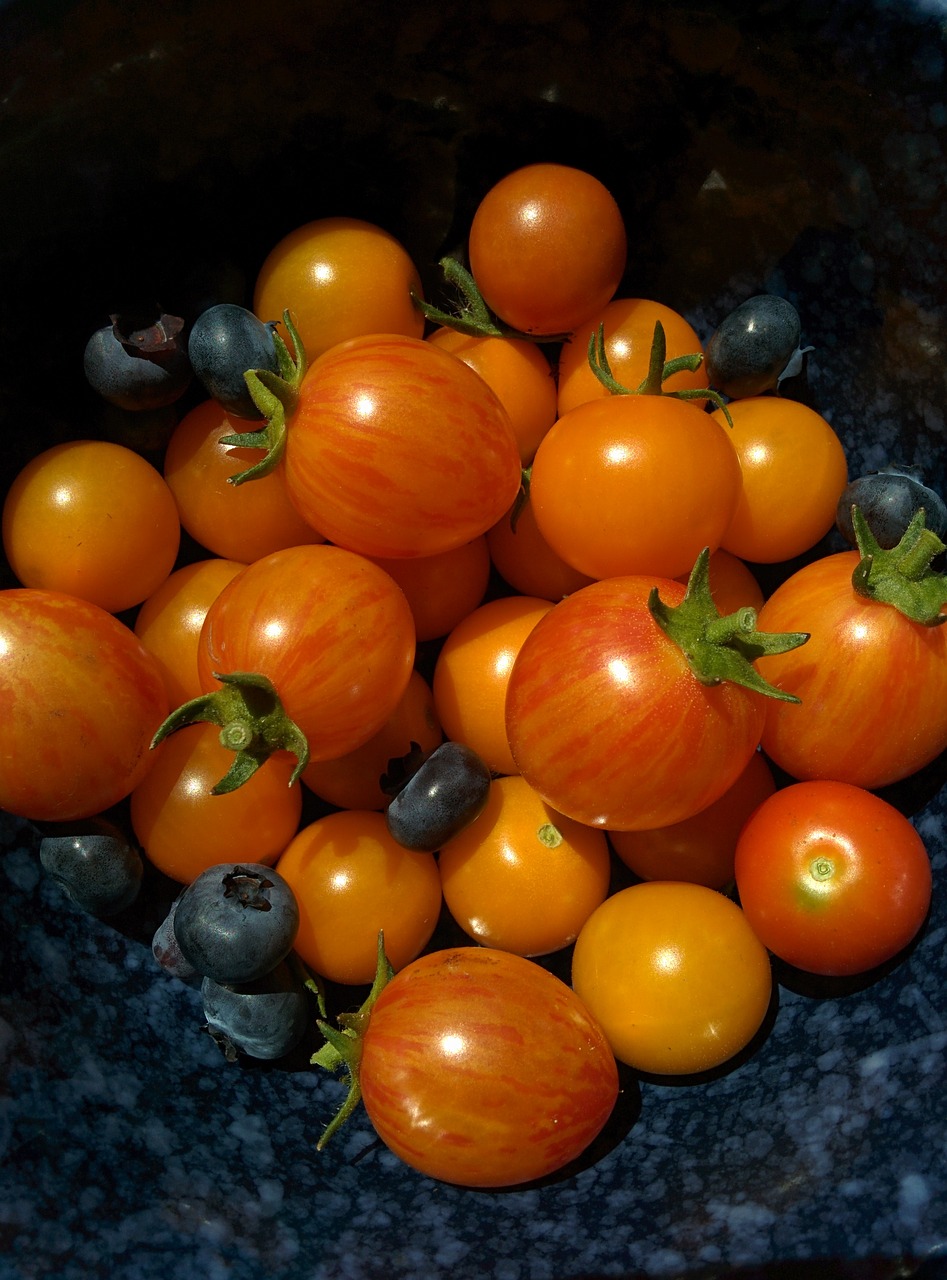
[83,306,192,410]
[704,295,803,399]
[172,863,299,984]
[152,895,199,981]
[386,741,491,852]
[836,467,947,549]
[202,960,309,1061]
[39,818,143,917]
[187,303,280,419]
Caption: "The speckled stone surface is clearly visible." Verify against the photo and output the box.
[1,1,947,1277]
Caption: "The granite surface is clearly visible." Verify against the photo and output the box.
[1,0,947,1277]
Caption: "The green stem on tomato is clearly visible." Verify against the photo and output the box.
[850,505,947,626]
[411,257,571,344]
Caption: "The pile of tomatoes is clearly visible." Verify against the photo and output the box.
[1,162,944,1190]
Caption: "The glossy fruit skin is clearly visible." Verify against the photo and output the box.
[365,536,491,642]
[734,781,932,976]
[202,960,309,1061]
[438,775,612,956]
[572,882,772,1075]
[283,334,522,558]
[359,947,619,1187]
[505,576,767,830]
[704,295,802,398]
[187,303,279,419]
[712,396,848,563]
[131,724,303,883]
[386,741,492,853]
[276,810,442,984]
[836,468,947,549]
[467,163,627,335]
[529,395,742,580]
[0,589,168,822]
[3,440,181,614]
[253,216,425,362]
[486,499,595,602]
[39,818,143,917]
[756,551,947,788]
[171,862,300,984]
[196,544,416,762]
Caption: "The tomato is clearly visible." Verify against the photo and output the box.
[365,536,491,642]
[253,216,425,362]
[3,440,180,614]
[357,947,619,1186]
[426,327,557,465]
[163,399,325,563]
[438,775,611,956]
[432,594,554,776]
[275,809,442,984]
[0,589,168,821]
[134,558,246,706]
[755,550,947,788]
[675,547,764,616]
[556,297,708,416]
[283,334,522,558]
[572,881,772,1075]
[300,669,443,812]
[608,750,776,890]
[131,724,302,884]
[467,163,627,335]
[505,576,770,829]
[734,781,932,976]
[486,498,595,601]
[711,396,848,563]
[528,394,742,580]
[194,543,416,766]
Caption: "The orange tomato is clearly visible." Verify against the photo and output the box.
[365,537,491,642]
[432,595,554,776]
[486,499,595,601]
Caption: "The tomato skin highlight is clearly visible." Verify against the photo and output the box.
[505,576,766,830]
[358,947,619,1187]
[756,550,947,788]
[0,589,169,821]
[734,780,933,977]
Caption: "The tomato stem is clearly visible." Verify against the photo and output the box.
[850,505,947,626]
[587,322,733,424]
[412,257,571,344]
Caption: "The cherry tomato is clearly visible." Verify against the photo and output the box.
[284,334,522,558]
[734,781,932,976]
[467,163,627,335]
[300,669,443,812]
[134,558,246,706]
[486,499,595,601]
[556,297,708,416]
[131,725,302,884]
[358,947,619,1186]
[572,881,772,1075]
[253,216,425,362]
[3,440,180,614]
[675,548,764,616]
[529,394,742,580]
[711,396,848,563]
[196,544,416,763]
[505,576,768,830]
[0,589,168,821]
[438,775,611,956]
[608,750,776,890]
[163,399,325,562]
[275,810,442,984]
[365,536,491,642]
[432,594,554,776]
[756,550,947,788]
[427,327,557,465]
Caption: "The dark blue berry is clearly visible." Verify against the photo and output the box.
[836,467,947,549]
[202,960,309,1061]
[83,307,192,410]
[187,303,280,419]
[386,741,491,852]
[705,295,803,399]
[39,818,143,917]
[172,863,299,984]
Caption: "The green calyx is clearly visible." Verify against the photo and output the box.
[218,309,307,486]
[587,321,734,426]
[649,548,809,701]
[411,257,571,344]
[310,932,394,1150]
[150,670,310,792]
[850,505,947,626]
